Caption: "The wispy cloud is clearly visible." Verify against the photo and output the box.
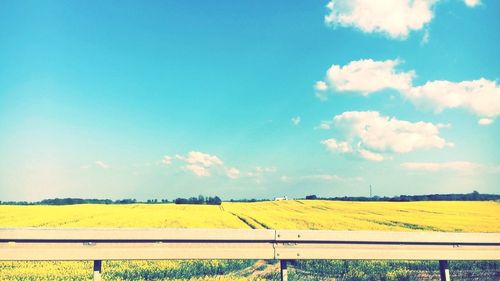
[161,156,173,165]
[281,173,363,183]
[95,161,110,169]
[225,167,241,179]
[421,29,430,45]
[401,161,500,173]
[291,116,301,125]
[247,166,276,177]
[82,161,110,169]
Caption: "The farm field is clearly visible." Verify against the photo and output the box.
[1,200,499,280]
[1,200,499,231]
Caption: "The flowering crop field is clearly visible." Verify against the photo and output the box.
[1,200,499,280]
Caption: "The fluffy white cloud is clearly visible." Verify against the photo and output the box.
[291,116,301,125]
[464,0,481,7]
[478,118,494,125]
[321,111,451,161]
[316,59,500,119]
[335,111,451,153]
[171,151,243,178]
[176,151,223,167]
[407,79,500,117]
[321,139,353,153]
[316,59,414,98]
[315,80,328,91]
[325,0,437,39]
[161,151,276,180]
[184,164,210,177]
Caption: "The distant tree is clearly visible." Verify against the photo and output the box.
[209,196,222,205]
[471,190,480,200]
[175,198,188,204]
[305,195,317,200]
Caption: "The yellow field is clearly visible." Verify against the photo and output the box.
[0,200,499,232]
[1,200,499,280]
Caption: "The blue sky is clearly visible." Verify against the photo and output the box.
[1,0,499,201]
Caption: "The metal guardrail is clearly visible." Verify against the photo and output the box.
[1,228,500,281]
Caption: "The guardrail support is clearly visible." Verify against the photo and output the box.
[439,260,450,281]
[280,260,289,281]
[93,260,102,281]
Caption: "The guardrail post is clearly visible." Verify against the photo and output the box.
[439,260,450,281]
[93,260,102,281]
[280,260,289,281]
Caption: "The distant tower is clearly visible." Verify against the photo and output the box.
[369,184,373,198]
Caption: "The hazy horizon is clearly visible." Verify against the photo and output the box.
[1,0,499,201]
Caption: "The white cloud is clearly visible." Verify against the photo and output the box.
[246,166,276,177]
[317,121,332,130]
[315,80,328,91]
[225,167,240,179]
[291,116,301,125]
[321,111,451,161]
[315,81,329,101]
[184,164,210,177]
[172,151,244,179]
[172,151,223,177]
[316,59,500,119]
[407,79,500,117]
[464,0,481,7]
[335,111,451,153]
[401,161,478,171]
[421,29,430,45]
[325,0,437,39]
[401,161,500,173]
[285,174,341,182]
[478,118,494,125]
[161,156,173,165]
[254,166,276,174]
[281,174,364,183]
[302,174,341,181]
[358,149,385,161]
[316,59,414,98]
[176,151,223,167]
[321,139,353,153]
[95,161,110,169]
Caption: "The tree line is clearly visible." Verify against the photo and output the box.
[305,191,500,202]
[1,191,498,205]
[0,195,221,206]
[173,195,222,205]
